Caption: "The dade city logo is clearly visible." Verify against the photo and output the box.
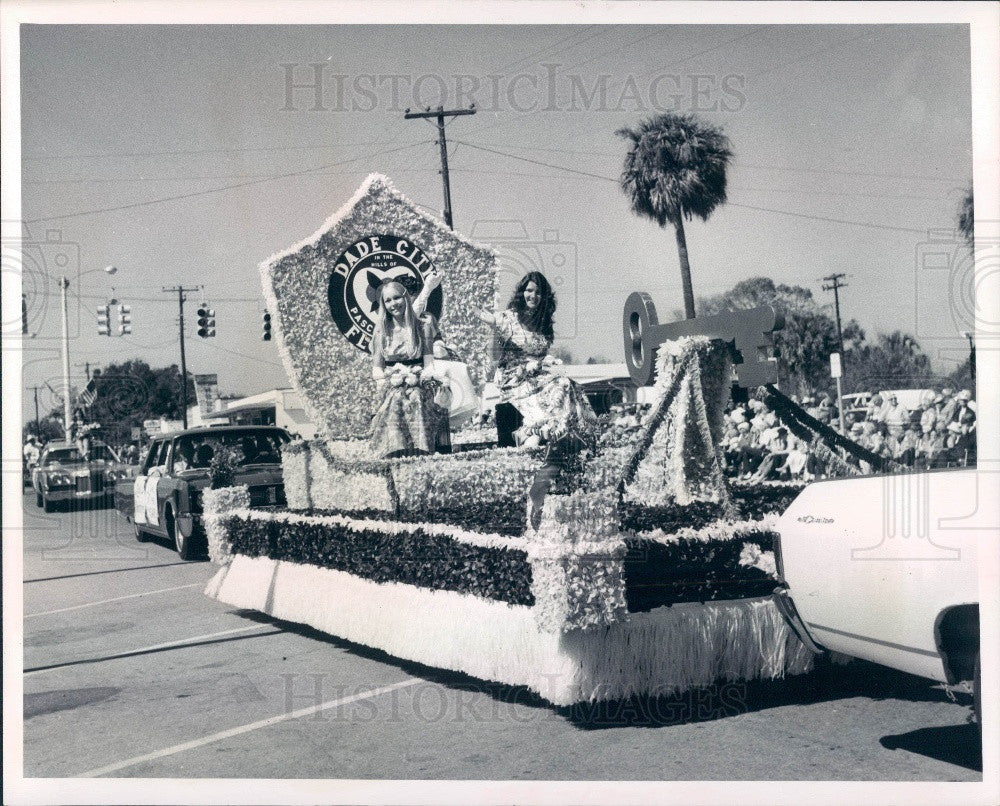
[327,234,443,353]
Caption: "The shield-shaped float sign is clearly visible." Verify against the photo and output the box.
[260,174,498,440]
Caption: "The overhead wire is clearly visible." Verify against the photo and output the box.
[451,139,937,236]
[24,139,431,224]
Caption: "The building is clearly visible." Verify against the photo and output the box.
[202,388,317,439]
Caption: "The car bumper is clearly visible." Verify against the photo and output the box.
[44,488,114,503]
[772,586,826,655]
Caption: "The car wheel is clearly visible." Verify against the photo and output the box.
[974,651,981,728]
[36,491,43,508]
[166,505,195,561]
[133,519,149,542]
[43,496,57,513]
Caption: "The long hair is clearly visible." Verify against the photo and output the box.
[507,271,555,341]
[374,281,421,359]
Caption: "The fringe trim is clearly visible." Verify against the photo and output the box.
[206,557,814,706]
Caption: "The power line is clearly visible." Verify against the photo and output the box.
[635,27,764,78]
[187,337,286,370]
[24,139,430,224]
[457,137,959,183]
[22,139,401,162]
[493,25,597,73]
[452,139,934,235]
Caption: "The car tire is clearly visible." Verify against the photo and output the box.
[36,492,43,508]
[166,505,195,561]
[974,651,981,728]
[134,520,149,542]
[43,496,57,513]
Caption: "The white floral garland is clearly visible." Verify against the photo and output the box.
[629,513,779,546]
[202,485,251,565]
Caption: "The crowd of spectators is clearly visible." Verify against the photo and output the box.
[721,387,976,481]
[599,386,977,483]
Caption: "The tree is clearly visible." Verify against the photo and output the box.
[81,360,196,445]
[616,112,733,319]
[549,346,574,364]
[844,331,934,393]
[698,277,864,396]
[958,184,974,246]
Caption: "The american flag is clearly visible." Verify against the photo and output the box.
[78,380,97,410]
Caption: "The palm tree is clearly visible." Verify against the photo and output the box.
[616,113,733,319]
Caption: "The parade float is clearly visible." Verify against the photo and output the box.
[204,174,815,706]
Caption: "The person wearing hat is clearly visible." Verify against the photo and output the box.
[940,388,959,425]
[920,397,940,435]
[894,423,920,466]
[865,393,885,424]
[882,394,909,437]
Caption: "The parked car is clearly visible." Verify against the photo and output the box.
[772,468,986,728]
[114,425,291,560]
[32,440,132,512]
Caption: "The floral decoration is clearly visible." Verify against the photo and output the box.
[619,338,734,510]
[219,508,534,605]
[622,517,782,613]
[202,484,250,565]
[260,173,498,439]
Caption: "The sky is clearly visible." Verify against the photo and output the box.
[17,21,977,421]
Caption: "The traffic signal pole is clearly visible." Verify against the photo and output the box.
[163,286,200,429]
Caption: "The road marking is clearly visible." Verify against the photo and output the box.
[25,583,202,617]
[25,561,194,583]
[24,624,274,678]
[78,678,422,777]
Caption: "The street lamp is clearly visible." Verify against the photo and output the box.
[59,264,119,439]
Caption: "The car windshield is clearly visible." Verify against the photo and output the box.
[172,430,289,471]
[44,445,117,464]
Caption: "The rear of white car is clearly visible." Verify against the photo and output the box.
[774,469,986,715]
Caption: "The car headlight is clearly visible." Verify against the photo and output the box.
[104,468,127,481]
[47,473,73,488]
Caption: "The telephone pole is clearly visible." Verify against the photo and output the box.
[29,386,41,438]
[404,104,476,229]
[163,286,201,429]
[822,273,849,358]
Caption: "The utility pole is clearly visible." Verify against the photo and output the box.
[30,386,41,438]
[404,104,476,229]
[60,277,72,438]
[163,286,200,429]
[821,273,849,357]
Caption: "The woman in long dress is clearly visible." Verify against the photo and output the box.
[369,281,450,458]
[475,271,597,449]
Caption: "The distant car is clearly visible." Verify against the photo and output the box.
[114,425,291,560]
[772,468,986,727]
[32,440,132,512]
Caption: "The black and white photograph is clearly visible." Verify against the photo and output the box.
[2,2,998,804]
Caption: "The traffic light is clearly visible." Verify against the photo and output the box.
[22,295,28,334]
[97,304,111,336]
[262,311,272,341]
[117,304,132,335]
[196,303,216,338]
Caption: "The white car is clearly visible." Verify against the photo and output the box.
[773,468,990,725]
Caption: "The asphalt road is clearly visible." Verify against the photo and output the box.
[17,492,982,783]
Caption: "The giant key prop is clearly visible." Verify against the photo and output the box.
[623,292,784,388]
